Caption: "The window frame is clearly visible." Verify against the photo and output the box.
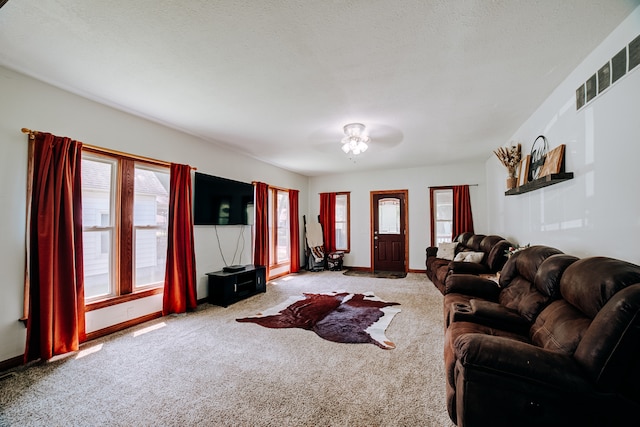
[268,187,290,269]
[82,149,169,311]
[334,192,351,252]
[429,186,454,247]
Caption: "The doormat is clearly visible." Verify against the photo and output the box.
[236,291,401,349]
[342,270,407,279]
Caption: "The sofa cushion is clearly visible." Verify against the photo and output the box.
[530,299,590,354]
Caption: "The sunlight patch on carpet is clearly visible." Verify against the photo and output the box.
[236,291,401,349]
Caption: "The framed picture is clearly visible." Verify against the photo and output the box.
[518,155,530,187]
[539,144,565,177]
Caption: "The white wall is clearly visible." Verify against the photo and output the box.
[0,66,308,363]
[487,6,640,264]
[308,161,488,271]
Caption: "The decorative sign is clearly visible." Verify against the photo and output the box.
[528,135,548,181]
[538,144,565,177]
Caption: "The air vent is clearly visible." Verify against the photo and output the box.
[576,33,639,110]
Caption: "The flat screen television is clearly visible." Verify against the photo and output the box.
[193,172,254,225]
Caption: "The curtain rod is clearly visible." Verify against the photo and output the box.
[429,184,479,188]
[22,128,196,170]
[251,181,293,192]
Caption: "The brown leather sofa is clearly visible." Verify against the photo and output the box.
[442,253,640,426]
[442,245,574,330]
[426,232,512,294]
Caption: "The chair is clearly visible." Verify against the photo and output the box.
[303,215,344,271]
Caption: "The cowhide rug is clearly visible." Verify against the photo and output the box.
[236,291,401,349]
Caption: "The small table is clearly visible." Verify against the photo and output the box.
[206,265,266,307]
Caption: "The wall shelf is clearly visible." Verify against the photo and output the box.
[505,172,574,196]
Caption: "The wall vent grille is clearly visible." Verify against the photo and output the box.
[576,33,639,110]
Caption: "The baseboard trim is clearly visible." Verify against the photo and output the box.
[344,266,426,274]
[85,311,163,342]
[342,265,370,272]
[0,355,23,373]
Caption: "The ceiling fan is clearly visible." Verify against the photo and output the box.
[309,123,404,156]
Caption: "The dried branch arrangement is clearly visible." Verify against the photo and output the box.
[493,143,522,174]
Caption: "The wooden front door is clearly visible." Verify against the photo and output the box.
[371,190,408,272]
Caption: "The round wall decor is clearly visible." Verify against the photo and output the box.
[528,135,548,181]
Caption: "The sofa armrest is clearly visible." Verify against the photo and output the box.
[444,274,501,299]
[447,299,530,335]
[454,333,591,390]
[448,261,490,275]
[425,246,438,258]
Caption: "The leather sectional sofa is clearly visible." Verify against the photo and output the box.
[438,245,640,426]
[426,232,512,294]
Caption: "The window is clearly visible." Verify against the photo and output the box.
[81,152,169,303]
[378,197,400,234]
[430,187,453,246]
[334,193,350,251]
[269,188,290,267]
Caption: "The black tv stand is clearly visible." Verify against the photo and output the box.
[206,265,266,307]
[223,265,246,273]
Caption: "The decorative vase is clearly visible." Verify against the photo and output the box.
[506,167,518,190]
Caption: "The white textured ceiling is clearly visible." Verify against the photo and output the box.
[1,1,638,176]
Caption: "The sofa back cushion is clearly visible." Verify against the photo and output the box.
[466,234,486,251]
[560,257,640,318]
[533,254,580,299]
[559,257,640,397]
[574,285,640,399]
[479,235,503,254]
[499,254,578,322]
[455,232,473,247]
[485,239,512,272]
[499,246,564,287]
[498,246,562,322]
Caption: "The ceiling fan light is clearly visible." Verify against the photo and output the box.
[344,123,365,137]
[340,123,369,157]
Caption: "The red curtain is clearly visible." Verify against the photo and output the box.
[163,163,197,315]
[288,190,300,273]
[25,132,85,362]
[452,185,474,238]
[319,192,336,253]
[253,182,269,268]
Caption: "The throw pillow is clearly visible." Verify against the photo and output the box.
[437,242,458,260]
[463,251,485,263]
[453,252,467,262]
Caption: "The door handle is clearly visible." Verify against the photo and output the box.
[374,236,378,240]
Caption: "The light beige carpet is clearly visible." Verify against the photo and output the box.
[0,271,454,427]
